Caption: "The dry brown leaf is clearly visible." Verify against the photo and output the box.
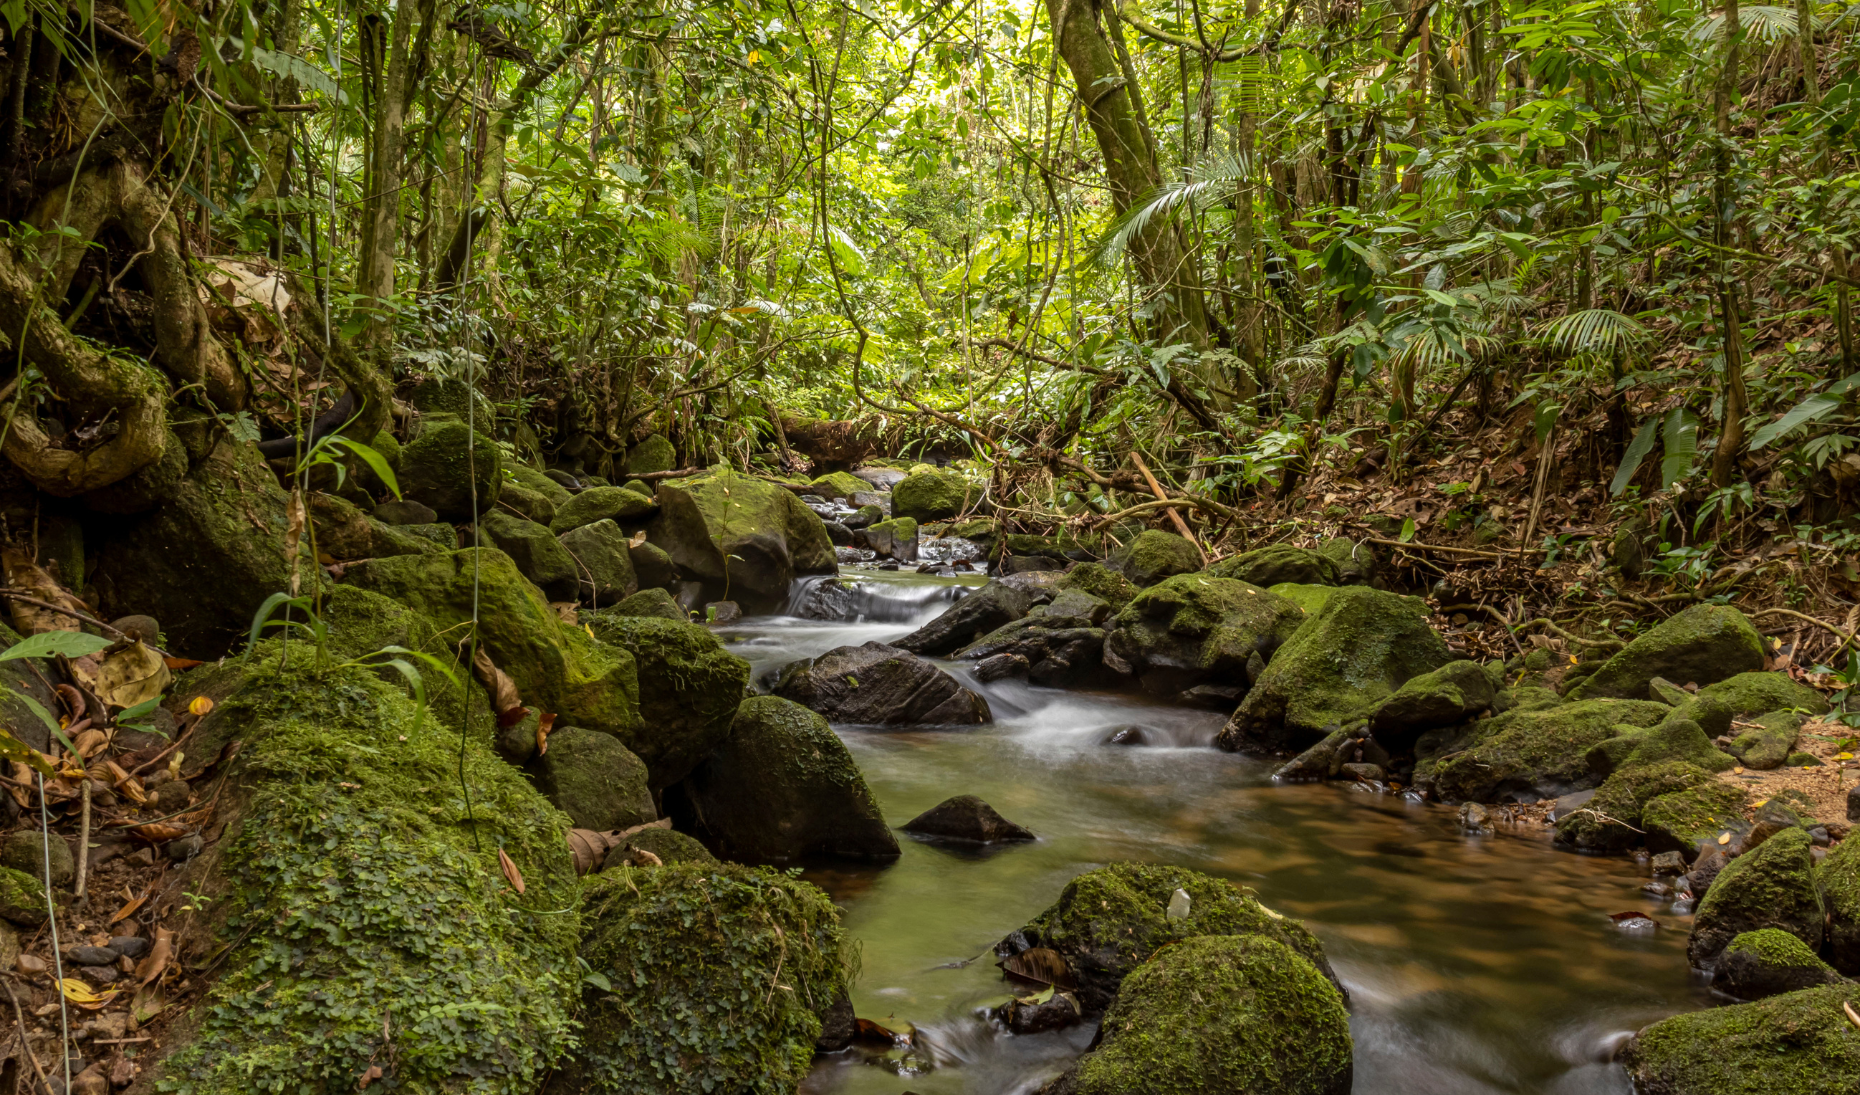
[628,530,647,548]
[163,656,207,671]
[129,982,164,1025]
[550,601,579,625]
[0,548,87,636]
[566,829,608,875]
[626,848,663,868]
[74,641,171,712]
[534,712,557,756]
[284,490,307,595]
[110,886,151,925]
[1846,999,1860,1031]
[357,1064,384,1090]
[470,648,523,717]
[498,847,526,894]
[73,729,108,758]
[998,947,1074,990]
[129,822,190,844]
[135,926,172,987]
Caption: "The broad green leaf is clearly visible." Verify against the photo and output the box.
[1611,418,1660,496]
[1660,409,1699,488]
[0,631,112,663]
[329,437,403,499]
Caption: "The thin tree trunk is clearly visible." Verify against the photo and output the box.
[1710,0,1747,488]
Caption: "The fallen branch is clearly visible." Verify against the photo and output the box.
[1365,537,1542,560]
[1516,617,1626,650]
[1749,607,1858,654]
[1438,603,1525,656]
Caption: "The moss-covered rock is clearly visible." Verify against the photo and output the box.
[1726,710,1804,770]
[480,511,579,601]
[1553,761,1714,853]
[0,866,47,925]
[313,585,484,738]
[581,613,750,788]
[1428,699,1668,803]
[1587,716,1738,779]
[549,486,658,535]
[1058,934,1352,1095]
[558,519,639,607]
[1622,984,1860,1095]
[0,830,71,891]
[152,661,578,1094]
[1688,827,1824,966]
[1698,670,1830,717]
[342,549,641,740]
[309,492,443,561]
[1642,781,1750,859]
[547,863,847,1095]
[862,515,917,559]
[499,482,558,527]
[893,575,1054,655]
[1112,529,1202,587]
[1567,604,1765,701]
[1208,544,1340,588]
[892,467,977,523]
[808,471,867,501]
[1318,538,1375,585]
[628,539,678,592]
[398,417,504,521]
[1012,862,1339,1012]
[607,587,685,620]
[609,826,715,867]
[1057,562,1138,611]
[679,696,899,862]
[1817,833,1860,976]
[399,523,458,551]
[1365,660,1496,749]
[90,439,300,658]
[1711,929,1845,1000]
[1102,575,1304,698]
[645,468,835,611]
[1267,582,1336,616]
[1221,586,1453,754]
[621,433,678,477]
[509,464,572,507]
[525,727,655,831]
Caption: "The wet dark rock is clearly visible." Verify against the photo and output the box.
[374,499,439,525]
[1651,851,1686,875]
[706,601,742,624]
[1686,846,1730,894]
[956,614,1107,689]
[822,520,854,546]
[525,727,656,832]
[1340,762,1385,783]
[1642,880,1675,898]
[1000,554,1063,575]
[1848,782,1860,823]
[1459,802,1492,834]
[996,991,1081,1034]
[814,995,856,1052]
[644,469,836,612]
[893,575,1058,655]
[774,642,991,725]
[1103,725,1149,746]
[1178,683,1246,710]
[851,467,906,490]
[163,833,204,861]
[1745,800,1809,851]
[0,830,72,887]
[678,696,899,863]
[1364,660,1497,750]
[974,653,1029,682]
[1687,828,1823,967]
[1103,575,1303,698]
[1710,929,1844,1000]
[901,795,1035,843]
[544,469,581,490]
[67,946,118,966]
[76,966,118,987]
[841,504,883,531]
[628,539,678,592]
[108,936,147,959]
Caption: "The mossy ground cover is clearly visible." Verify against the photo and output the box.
[1624,984,1860,1095]
[155,659,580,1094]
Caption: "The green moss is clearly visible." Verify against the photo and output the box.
[314,585,486,740]
[608,588,686,621]
[552,864,848,1095]
[508,465,572,507]
[0,867,46,926]
[1698,671,1830,717]
[1267,582,1336,616]
[1318,538,1375,584]
[1104,575,1305,696]
[549,487,658,535]
[1641,780,1750,858]
[1820,836,1860,976]
[398,418,504,521]
[1728,711,1804,770]
[1020,862,1337,1010]
[526,727,655,831]
[808,471,867,500]
[1689,827,1824,966]
[1587,716,1738,779]
[646,468,836,610]
[622,434,678,477]
[1071,935,1352,1095]
[1554,761,1713,852]
[1208,544,1341,588]
[155,663,578,1094]
[1724,927,1827,968]
[611,827,714,866]
[891,467,976,523]
[1567,603,1765,700]
[621,479,652,498]
[499,483,558,527]
[581,613,750,788]
[864,516,918,556]
[481,511,578,600]
[1623,985,1860,1095]
[1785,751,1823,767]
[1058,562,1139,611]
[1429,699,1668,803]
[1115,529,1203,587]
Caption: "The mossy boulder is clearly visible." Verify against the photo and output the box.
[509,464,572,507]
[398,417,504,521]
[547,863,847,1095]
[313,585,483,737]
[0,866,47,925]
[1428,699,1668,803]
[309,492,443,561]
[678,696,899,863]
[862,515,917,559]
[1267,582,1336,616]
[1698,670,1830,717]
[1102,575,1304,698]
[90,440,299,658]
[608,826,715,867]
[1553,761,1714,853]
[607,587,685,621]
[1688,827,1824,967]
[1208,544,1340,588]
[1364,660,1497,749]
[549,486,657,535]
[1622,984,1860,1095]
[1816,833,1860,975]
[1726,710,1804,770]
[1220,586,1453,754]
[1642,781,1751,859]
[342,549,641,740]
[558,519,639,607]
[1055,935,1352,1095]
[774,641,991,725]
[1058,562,1138,611]
[628,539,678,592]
[525,727,655,831]
[645,468,835,612]
[581,613,750,788]
[1112,529,1202,587]
[1318,538,1375,585]
[1587,716,1738,780]
[498,482,558,527]
[621,433,678,477]
[1567,604,1765,700]
[152,661,579,1093]
[479,511,579,601]
[1711,929,1845,1000]
[1011,862,1339,1012]
[892,467,976,523]
[808,471,867,501]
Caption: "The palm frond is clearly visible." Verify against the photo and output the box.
[1690,6,1806,44]
[1089,151,1255,268]
[1534,308,1651,358]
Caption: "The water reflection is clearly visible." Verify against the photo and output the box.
[722,572,1710,1095]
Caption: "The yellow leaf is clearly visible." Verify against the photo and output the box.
[1718,831,1732,845]
[189,695,215,717]
[747,49,759,63]
[1840,752,1855,761]
[57,978,115,1009]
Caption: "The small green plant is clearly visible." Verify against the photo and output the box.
[1811,650,1860,729]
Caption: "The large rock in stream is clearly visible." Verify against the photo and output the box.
[1110,529,1202,587]
[582,611,750,788]
[398,416,503,520]
[1622,984,1860,1095]
[775,641,991,725]
[1687,826,1824,967]
[1424,698,1668,803]
[645,468,836,612]
[892,571,1061,655]
[1101,574,1305,699]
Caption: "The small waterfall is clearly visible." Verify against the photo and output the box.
[783,574,968,625]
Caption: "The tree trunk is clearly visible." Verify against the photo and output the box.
[1710,0,1746,488]
[355,0,431,346]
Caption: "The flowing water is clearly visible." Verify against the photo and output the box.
[718,570,1713,1095]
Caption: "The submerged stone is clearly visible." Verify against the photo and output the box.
[901,795,1035,843]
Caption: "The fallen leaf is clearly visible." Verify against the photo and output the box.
[58,977,118,1009]
[73,729,108,758]
[1718,831,1732,845]
[75,641,171,712]
[628,530,647,548]
[566,829,608,875]
[129,982,164,1025]
[188,695,215,717]
[110,886,151,925]
[498,847,526,894]
[625,848,663,868]
[284,490,307,594]
[852,1018,901,1044]
[495,705,530,730]
[135,926,172,987]
[470,648,523,718]
[129,823,190,844]
[534,712,557,756]
[358,1064,384,1089]
[163,657,206,671]
[998,947,1074,990]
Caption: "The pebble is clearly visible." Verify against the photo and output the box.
[164,834,204,861]
[1649,851,1686,876]
[66,946,118,967]
[1458,802,1492,834]
[109,936,148,959]
[74,965,117,987]
[1640,880,1673,898]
